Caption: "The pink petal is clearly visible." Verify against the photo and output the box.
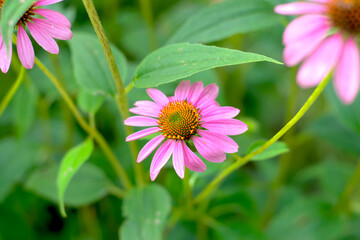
[283,25,328,66]
[174,80,191,101]
[129,107,160,118]
[35,0,63,6]
[0,36,12,73]
[32,18,72,40]
[198,130,238,153]
[283,14,329,44]
[181,141,206,172]
[28,21,59,54]
[334,37,360,104]
[134,100,161,110]
[137,135,165,163]
[187,81,204,104]
[297,34,344,88]
[201,106,240,121]
[150,139,175,180]
[274,2,327,15]
[192,136,226,163]
[146,88,169,107]
[34,9,71,28]
[126,127,159,141]
[201,119,248,135]
[124,116,158,127]
[17,25,35,69]
[196,83,219,107]
[173,141,185,179]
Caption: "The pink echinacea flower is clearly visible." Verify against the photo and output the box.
[124,81,248,180]
[0,0,72,73]
[275,0,360,104]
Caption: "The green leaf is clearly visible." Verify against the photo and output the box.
[133,43,281,88]
[77,90,105,114]
[57,139,94,217]
[0,138,37,202]
[69,32,128,96]
[167,0,279,44]
[12,83,38,137]
[26,163,109,208]
[247,141,289,161]
[119,184,172,240]
[0,0,34,49]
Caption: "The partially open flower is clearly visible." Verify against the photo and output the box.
[0,0,73,73]
[275,0,360,104]
[124,81,248,180]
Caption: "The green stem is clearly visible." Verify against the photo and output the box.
[0,67,25,116]
[35,57,132,190]
[194,74,332,204]
[81,0,144,185]
[138,0,158,50]
[336,160,360,212]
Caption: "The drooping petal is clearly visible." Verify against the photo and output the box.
[283,25,328,66]
[274,2,327,15]
[126,127,159,141]
[334,37,360,104]
[201,119,248,135]
[0,35,12,73]
[201,106,240,121]
[146,88,169,106]
[187,81,204,104]
[28,21,59,54]
[283,14,329,44]
[32,18,72,40]
[173,141,185,179]
[35,0,63,6]
[297,34,344,88]
[192,136,226,163]
[129,107,160,118]
[174,80,191,100]
[34,8,71,28]
[150,139,175,180]
[124,116,158,127]
[181,141,206,172]
[198,130,238,153]
[137,135,165,163]
[17,24,35,69]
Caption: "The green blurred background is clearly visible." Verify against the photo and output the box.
[0,0,360,239]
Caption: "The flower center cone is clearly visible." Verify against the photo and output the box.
[328,0,360,34]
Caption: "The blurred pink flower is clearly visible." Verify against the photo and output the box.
[275,0,360,104]
[0,0,72,73]
[124,81,248,180]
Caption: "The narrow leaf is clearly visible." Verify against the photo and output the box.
[133,43,281,88]
[57,139,94,217]
[248,141,289,161]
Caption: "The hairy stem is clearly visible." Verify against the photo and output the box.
[81,0,144,185]
[35,57,132,190]
[194,74,332,204]
[0,67,25,116]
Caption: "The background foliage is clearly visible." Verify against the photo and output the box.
[0,0,360,239]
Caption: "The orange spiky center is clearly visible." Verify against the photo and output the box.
[158,100,201,140]
[0,0,4,9]
[17,4,37,26]
[328,0,360,34]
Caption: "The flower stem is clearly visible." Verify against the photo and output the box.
[194,74,332,204]
[138,0,158,50]
[81,0,144,185]
[0,67,25,116]
[336,159,360,212]
[35,57,132,190]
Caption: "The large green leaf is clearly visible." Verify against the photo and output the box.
[69,32,128,96]
[247,141,289,161]
[57,139,94,217]
[0,0,34,49]
[26,163,109,208]
[119,184,172,240]
[133,43,281,88]
[77,90,105,114]
[167,0,279,44]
